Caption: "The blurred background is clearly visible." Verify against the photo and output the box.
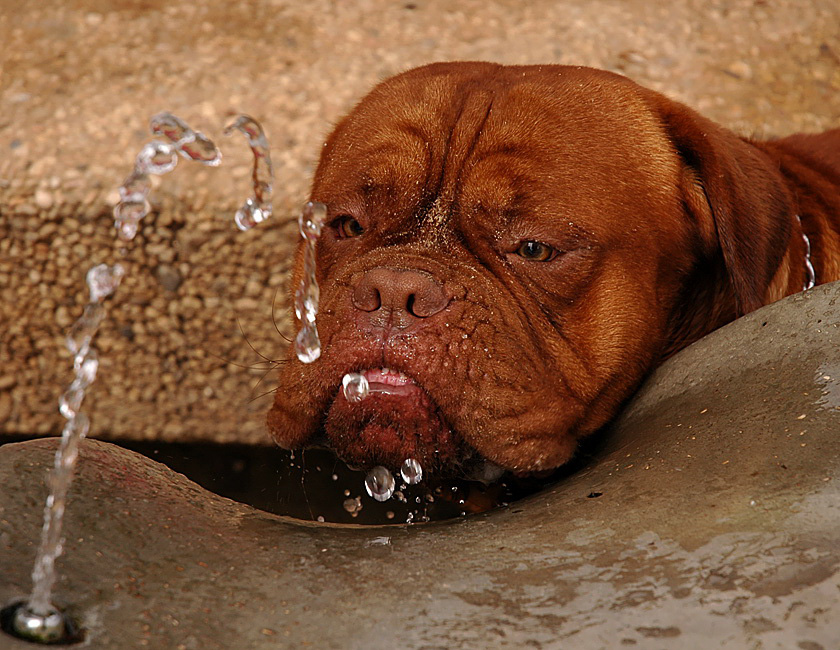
[1,0,838,446]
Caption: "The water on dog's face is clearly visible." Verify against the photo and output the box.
[294,201,327,363]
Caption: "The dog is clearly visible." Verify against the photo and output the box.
[267,62,840,477]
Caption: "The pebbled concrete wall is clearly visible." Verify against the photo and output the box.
[1,0,839,444]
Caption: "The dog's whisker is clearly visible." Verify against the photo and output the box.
[271,286,293,343]
[247,385,280,405]
[248,363,281,397]
[203,348,280,372]
[236,316,281,365]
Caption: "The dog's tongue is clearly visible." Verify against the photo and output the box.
[324,368,459,471]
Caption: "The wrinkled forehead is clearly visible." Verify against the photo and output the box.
[313,67,680,236]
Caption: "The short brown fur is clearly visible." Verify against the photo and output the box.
[268,62,840,474]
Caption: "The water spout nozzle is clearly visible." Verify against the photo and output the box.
[1,601,83,645]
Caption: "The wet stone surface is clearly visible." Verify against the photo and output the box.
[1,282,839,649]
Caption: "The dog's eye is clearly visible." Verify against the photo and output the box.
[515,240,556,261]
[335,215,365,239]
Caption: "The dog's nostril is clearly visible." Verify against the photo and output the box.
[353,268,448,320]
[352,281,381,313]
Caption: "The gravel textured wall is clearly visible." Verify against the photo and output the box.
[1,0,838,444]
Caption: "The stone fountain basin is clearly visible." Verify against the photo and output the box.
[1,282,839,649]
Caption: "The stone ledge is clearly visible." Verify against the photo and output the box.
[1,281,838,648]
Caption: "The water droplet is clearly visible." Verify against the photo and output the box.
[365,466,395,502]
[295,326,321,364]
[177,133,222,166]
[149,111,193,143]
[136,141,178,175]
[343,497,363,515]
[58,383,84,419]
[234,198,271,231]
[74,350,99,388]
[115,218,139,242]
[224,115,264,142]
[225,115,273,227]
[65,411,89,440]
[115,112,221,246]
[300,201,327,239]
[119,171,151,202]
[294,281,320,321]
[400,458,423,485]
[234,199,259,231]
[66,303,105,355]
[342,373,369,403]
[86,263,124,303]
[113,198,150,224]
[290,201,328,363]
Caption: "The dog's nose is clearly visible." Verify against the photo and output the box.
[352,267,449,328]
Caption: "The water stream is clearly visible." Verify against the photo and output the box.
[6,113,225,644]
[294,200,327,363]
[224,115,274,231]
[9,265,124,643]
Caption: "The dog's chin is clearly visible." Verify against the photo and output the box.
[323,368,463,474]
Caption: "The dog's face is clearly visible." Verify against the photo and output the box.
[268,62,792,475]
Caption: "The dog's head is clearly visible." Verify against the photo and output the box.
[268,62,793,475]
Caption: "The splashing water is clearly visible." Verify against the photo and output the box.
[343,496,363,517]
[224,115,274,231]
[401,458,423,485]
[12,264,124,643]
[150,112,223,166]
[365,466,396,502]
[113,112,222,241]
[295,201,327,363]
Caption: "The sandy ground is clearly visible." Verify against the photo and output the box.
[0,0,838,444]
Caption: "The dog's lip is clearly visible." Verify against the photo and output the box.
[356,367,418,396]
[338,366,425,401]
[328,361,461,470]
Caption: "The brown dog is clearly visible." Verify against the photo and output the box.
[268,62,840,476]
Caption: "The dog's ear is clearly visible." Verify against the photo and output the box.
[648,92,793,315]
